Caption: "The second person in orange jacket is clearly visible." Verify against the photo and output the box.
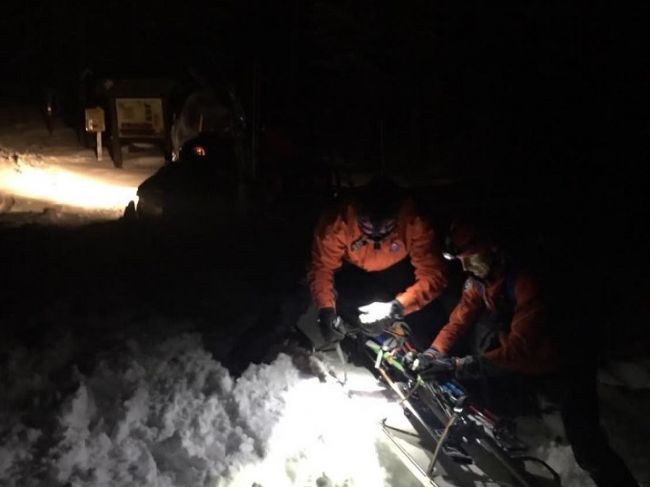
[411,215,640,487]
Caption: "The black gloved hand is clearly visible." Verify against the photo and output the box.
[358,300,404,336]
[411,348,455,375]
[453,355,482,380]
[410,347,444,370]
[318,307,345,344]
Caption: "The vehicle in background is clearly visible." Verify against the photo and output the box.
[129,133,240,221]
[77,66,247,168]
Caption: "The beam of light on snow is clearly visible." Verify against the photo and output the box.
[0,159,137,212]
[223,371,396,487]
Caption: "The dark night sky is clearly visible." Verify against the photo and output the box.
[1,1,648,195]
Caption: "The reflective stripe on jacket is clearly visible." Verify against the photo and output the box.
[431,271,559,374]
[307,199,447,315]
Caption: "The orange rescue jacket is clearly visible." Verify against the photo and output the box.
[431,271,559,375]
[307,199,447,315]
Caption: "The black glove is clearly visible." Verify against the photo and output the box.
[357,300,404,336]
[410,347,450,372]
[318,307,345,344]
[453,355,482,380]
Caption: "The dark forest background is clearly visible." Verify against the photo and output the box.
[1,2,647,187]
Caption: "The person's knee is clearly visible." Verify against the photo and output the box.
[572,446,638,487]
[568,427,614,472]
[573,443,605,472]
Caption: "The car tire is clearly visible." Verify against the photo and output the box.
[123,200,137,220]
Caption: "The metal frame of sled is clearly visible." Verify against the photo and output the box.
[366,340,562,487]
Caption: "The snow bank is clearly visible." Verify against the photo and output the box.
[0,149,137,218]
[1,328,641,487]
[0,334,392,487]
[0,116,162,222]
[0,425,41,480]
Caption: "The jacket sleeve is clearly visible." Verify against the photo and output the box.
[395,216,448,314]
[307,213,348,310]
[431,281,483,354]
[482,274,556,374]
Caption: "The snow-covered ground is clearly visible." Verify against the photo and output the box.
[0,333,404,487]
[0,104,163,224]
[2,324,647,487]
[0,107,648,487]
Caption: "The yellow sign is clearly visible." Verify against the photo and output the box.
[84,107,105,132]
[115,98,164,138]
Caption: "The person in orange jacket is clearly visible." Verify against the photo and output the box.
[307,175,448,349]
[413,216,640,487]
[415,217,560,376]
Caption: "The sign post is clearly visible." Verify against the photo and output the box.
[109,96,169,168]
[85,77,174,168]
[108,95,170,168]
[114,98,165,138]
[96,132,103,161]
[84,107,106,161]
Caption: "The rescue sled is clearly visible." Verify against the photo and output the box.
[314,323,564,487]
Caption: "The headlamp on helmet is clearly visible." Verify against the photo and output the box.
[355,175,403,245]
[443,219,493,260]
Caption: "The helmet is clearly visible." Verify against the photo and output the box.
[443,218,494,260]
[355,175,404,241]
